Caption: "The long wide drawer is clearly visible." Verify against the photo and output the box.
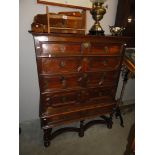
[41,102,115,128]
[38,56,121,75]
[37,41,123,56]
[39,71,119,92]
[41,86,116,108]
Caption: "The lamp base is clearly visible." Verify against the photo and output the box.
[89,30,105,36]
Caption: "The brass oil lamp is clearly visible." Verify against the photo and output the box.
[89,0,108,35]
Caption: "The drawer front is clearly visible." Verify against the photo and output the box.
[42,103,115,126]
[81,56,121,71]
[40,71,119,92]
[39,56,121,75]
[40,74,82,92]
[89,43,123,55]
[78,71,119,88]
[41,42,81,56]
[42,91,80,108]
[41,86,116,108]
[88,87,116,102]
[40,57,82,74]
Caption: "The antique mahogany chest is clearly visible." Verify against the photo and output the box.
[30,32,133,147]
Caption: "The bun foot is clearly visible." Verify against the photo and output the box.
[107,122,112,129]
[79,132,84,137]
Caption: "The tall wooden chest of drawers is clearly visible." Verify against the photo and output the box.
[30,32,134,147]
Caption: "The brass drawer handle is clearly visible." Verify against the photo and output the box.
[60,76,67,88]
[60,46,65,53]
[82,42,91,48]
[104,46,109,53]
[46,97,50,101]
[99,74,106,85]
[62,80,67,88]
[59,61,66,68]
[103,59,108,65]
[99,80,104,85]
[77,66,82,72]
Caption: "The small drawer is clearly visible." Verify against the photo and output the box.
[80,71,119,88]
[89,57,121,71]
[40,57,82,74]
[41,42,81,56]
[88,87,116,101]
[40,74,82,92]
[89,43,123,55]
[42,90,80,107]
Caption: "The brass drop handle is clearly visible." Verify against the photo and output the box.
[99,74,106,85]
[59,61,66,68]
[104,46,109,53]
[60,46,65,53]
[77,77,83,82]
[77,66,82,72]
[103,59,108,65]
[60,76,67,88]
[82,42,91,49]
[46,97,50,101]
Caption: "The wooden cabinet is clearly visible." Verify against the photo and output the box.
[115,0,135,36]
[30,32,134,147]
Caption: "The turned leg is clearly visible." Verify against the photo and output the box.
[79,120,84,137]
[115,107,124,127]
[43,128,52,147]
[107,113,113,129]
[101,115,113,129]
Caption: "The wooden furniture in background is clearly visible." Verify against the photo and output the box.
[115,0,135,36]
[30,32,134,147]
[31,7,86,34]
[37,0,92,10]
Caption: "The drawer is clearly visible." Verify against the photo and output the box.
[41,103,115,127]
[88,42,123,55]
[40,71,119,92]
[88,57,121,71]
[78,71,119,88]
[40,74,82,92]
[42,90,80,108]
[40,57,82,74]
[41,42,81,56]
[88,87,116,101]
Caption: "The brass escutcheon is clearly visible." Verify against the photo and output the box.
[82,42,91,48]
[59,61,66,67]
[104,46,109,53]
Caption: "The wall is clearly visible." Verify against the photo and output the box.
[19,0,134,122]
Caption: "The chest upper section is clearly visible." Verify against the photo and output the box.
[33,35,125,57]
